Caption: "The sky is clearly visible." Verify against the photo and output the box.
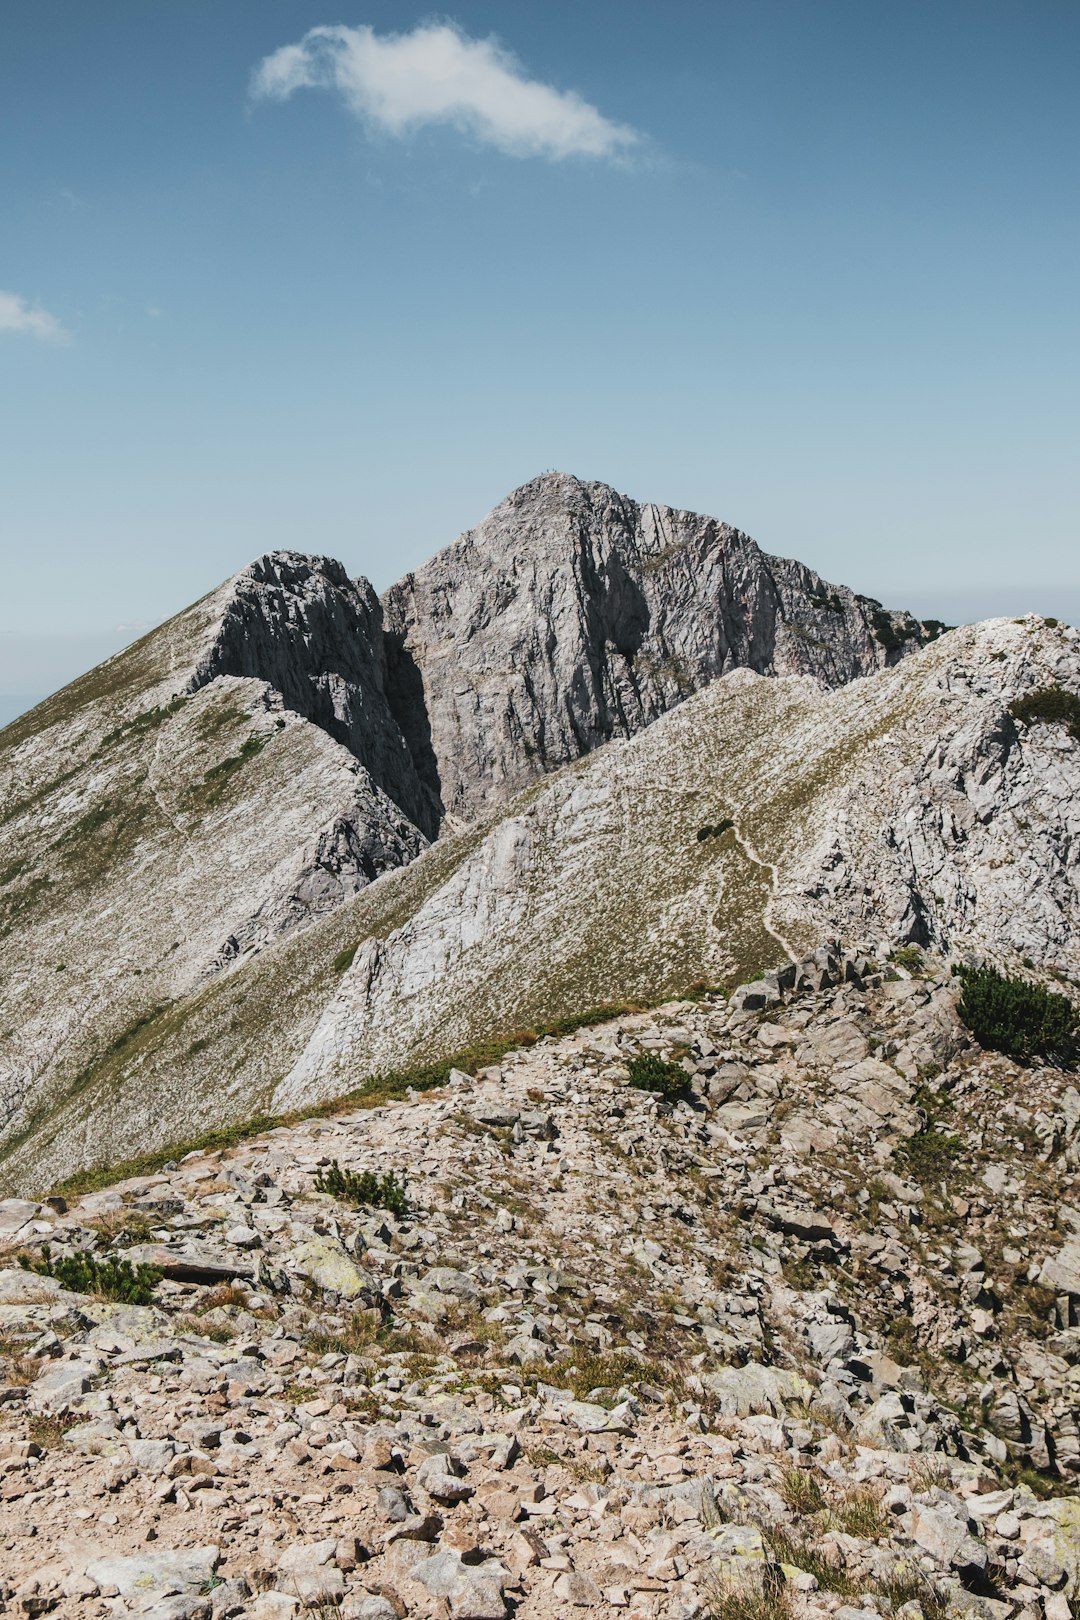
[1,0,1077,725]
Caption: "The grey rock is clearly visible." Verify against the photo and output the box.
[383,472,920,826]
[410,1548,508,1619]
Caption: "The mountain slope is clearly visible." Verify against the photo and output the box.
[3,611,1075,1194]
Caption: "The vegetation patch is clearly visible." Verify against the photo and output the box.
[625,1052,691,1102]
[957,964,1078,1068]
[19,1245,161,1305]
[98,696,188,752]
[333,943,359,973]
[313,1161,409,1218]
[862,600,906,654]
[1009,685,1080,743]
[697,819,734,842]
[194,734,269,806]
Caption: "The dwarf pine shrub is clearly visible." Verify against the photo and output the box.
[958,965,1078,1068]
[625,1053,690,1102]
[697,819,735,842]
[19,1245,161,1305]
[313,1161,409,1217]
[1009,686,1080,743]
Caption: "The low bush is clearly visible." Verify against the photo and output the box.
[957,964,1078,1067]
[625,1052,691,1102]
[697,819,734,842]
[1009,686,1080,743]
[313,1161,409,1217]
[19,1245,160,1305]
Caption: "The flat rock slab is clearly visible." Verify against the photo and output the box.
[123,1244,256,1285]
[83,1544,220,1599]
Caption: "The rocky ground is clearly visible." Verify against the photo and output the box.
[2,947,1080,1619]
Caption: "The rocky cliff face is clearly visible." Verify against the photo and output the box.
[3,610,1075,1196]
[186,476,929,836]
[274,615,1080,1112]
[187,551,440,839]
[382,473,928,823]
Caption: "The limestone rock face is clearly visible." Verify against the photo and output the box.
[188,550,440,838]
[382,472,924,823]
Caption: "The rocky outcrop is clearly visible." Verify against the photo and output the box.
[382,472,928,822]
[187,551,440,839]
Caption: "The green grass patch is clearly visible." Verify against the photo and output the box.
[333,943,358,973]
[98,696,188,752]
[896,1127,962,1180]
[190,733,270,808]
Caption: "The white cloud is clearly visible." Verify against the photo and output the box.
[0,290,67,342]
[251,21,639,162]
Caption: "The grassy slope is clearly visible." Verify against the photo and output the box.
[0,586,408,1191]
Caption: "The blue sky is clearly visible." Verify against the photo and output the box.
[1,0,1077,722]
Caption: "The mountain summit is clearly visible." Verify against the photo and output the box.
[185,473,931,838]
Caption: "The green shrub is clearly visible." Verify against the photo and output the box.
[866,603,905,653]
[333,943,358,973]
[313,1161,409,1217]
[697,819,734,842]
[19,1245,160,1305]
[625,1052,690,1101]
[958,964,1078,1067]
[1009,686,1080,743]
[891,944,924,973]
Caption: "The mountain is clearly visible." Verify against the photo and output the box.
[0,475,1073,1195]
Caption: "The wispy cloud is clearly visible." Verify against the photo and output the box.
[251,21,640,162]
[0,290,68,343]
